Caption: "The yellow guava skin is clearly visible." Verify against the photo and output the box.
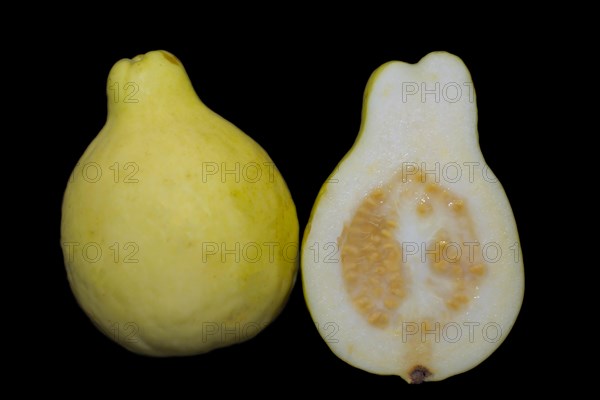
[61,50,298,356]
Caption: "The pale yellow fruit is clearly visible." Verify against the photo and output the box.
[302,52,524,383]
[61,50,298,356]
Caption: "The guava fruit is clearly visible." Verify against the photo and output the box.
[61,50,298,356]
[301,51,524,383]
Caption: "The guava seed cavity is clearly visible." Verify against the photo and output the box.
[338,166,487,329]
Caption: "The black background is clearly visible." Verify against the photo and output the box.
[37,35,537,389]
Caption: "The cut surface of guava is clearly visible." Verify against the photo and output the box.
[301,51,524,383]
